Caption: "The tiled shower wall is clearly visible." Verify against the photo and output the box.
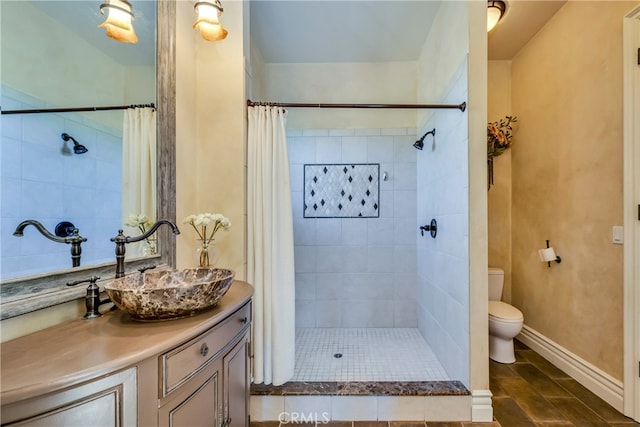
[289,127,417,328]
[1,87,123,279]
[416,58,470,385]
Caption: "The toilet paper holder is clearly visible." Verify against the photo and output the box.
[539,240,561,267]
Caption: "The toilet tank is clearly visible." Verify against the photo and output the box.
[488,267,504,301]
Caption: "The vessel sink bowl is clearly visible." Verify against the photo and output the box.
[105,268,235,321]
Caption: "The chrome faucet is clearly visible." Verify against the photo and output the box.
[110,219,180,278]
[13,220,87,267]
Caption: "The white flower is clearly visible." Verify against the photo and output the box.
[125,214,152,229]
[183,212,231,244]
[183,214,197,225]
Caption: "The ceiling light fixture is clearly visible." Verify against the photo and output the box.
[98,0,138,43]
[487,1,506,32]
[194,0,228,42]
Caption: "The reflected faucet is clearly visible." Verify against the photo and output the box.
[13,220,87,267]
[111,219,180,278]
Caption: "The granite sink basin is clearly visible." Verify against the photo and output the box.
[105,268,235,321]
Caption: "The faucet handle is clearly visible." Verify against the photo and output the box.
[110,229,128,243]
[138,265,157,274]
[419,219,438,238]
[68,228,88,243]
[66,276,101,287]
[55,221,76,237]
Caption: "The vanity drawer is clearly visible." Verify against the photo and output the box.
[160,302,251,397]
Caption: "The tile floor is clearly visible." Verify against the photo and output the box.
[250,340,640,427]
[293,328,449,382]
[490,340,639,426]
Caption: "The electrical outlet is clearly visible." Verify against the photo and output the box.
[612,226,624,244]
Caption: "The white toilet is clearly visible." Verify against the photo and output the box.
[488,267,524,363]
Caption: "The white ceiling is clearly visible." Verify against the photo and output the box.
[250,0,568,64]
[250,1,441,63]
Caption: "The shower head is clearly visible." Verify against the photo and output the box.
[413,128,436,151]
[61,133,88,154]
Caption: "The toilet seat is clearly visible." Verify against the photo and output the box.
[489,301,523,323]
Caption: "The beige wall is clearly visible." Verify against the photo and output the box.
[175,0,247,280]
[466,0,490,401]
[510,1,633,380]
[175,1,199,269]
[487,60,513,303]
[0,299,85,342]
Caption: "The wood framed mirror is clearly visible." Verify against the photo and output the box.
[0,0,176,320]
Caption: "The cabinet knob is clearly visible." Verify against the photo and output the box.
[200,343,209,357]
[239,317,248,324]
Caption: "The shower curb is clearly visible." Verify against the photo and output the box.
[251,381,469,396]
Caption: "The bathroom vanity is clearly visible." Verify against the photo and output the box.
[0,281,253,427]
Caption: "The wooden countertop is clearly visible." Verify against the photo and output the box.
[0,281,253,406]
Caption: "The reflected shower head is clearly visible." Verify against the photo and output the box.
[413,128,436,151]
[61,133,88,154]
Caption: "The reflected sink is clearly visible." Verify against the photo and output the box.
[105,268,235,321]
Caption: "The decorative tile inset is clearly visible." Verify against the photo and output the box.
[304,164,379,218]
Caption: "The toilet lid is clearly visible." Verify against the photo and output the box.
[489,301,523,322]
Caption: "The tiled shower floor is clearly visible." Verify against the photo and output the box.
[292,328,450,382]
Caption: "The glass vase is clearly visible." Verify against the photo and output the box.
[139,238,158,257]
[197,241,211,268]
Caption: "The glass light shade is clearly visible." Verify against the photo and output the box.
[194,1,228,41]
[99,0,138,44]
[487,1,505,32]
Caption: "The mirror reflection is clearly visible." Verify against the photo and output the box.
[1,0,156,279]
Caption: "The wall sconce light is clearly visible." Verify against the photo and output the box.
[98,0,138,44]
[538,240,562,268]
[194,0,228,42]
[487,1,506,32]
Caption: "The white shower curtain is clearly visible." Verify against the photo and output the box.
[122,107,157,224]
[247,106,296,386]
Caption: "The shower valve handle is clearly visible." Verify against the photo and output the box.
[419,219,438,238]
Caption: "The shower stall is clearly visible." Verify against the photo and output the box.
[249,0,474,393]
[246,63,471,399]
[286,117,466,383]
[288,125,428,381]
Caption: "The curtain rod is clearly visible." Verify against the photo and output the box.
[247,99,466,112]
[1,103,156,115]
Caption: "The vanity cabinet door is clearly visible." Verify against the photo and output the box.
[223,333,250,427]
[2,368,136,427]
[159,359,222,427]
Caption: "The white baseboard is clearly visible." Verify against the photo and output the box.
[518,325,624,412]
[471,389,493,422]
